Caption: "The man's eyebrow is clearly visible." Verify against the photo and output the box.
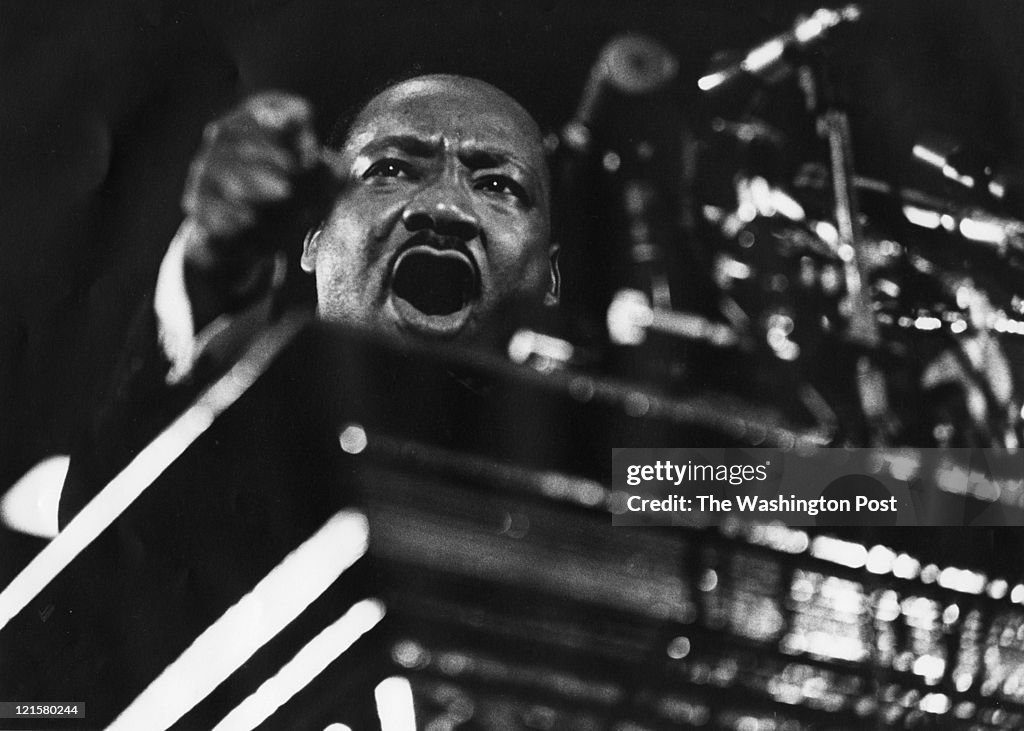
[358,134,440,157]
[356,134,539,177]
[459,146,515,169]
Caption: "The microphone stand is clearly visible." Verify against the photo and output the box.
[798,55,897,445]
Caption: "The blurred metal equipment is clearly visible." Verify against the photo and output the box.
[559,4,1024,448]
[607,288,744,349]
[693,5,891,442]
[913,132,1024,216]
[562,32,684,326]
[697,4,862,92]
[562,34,679,155]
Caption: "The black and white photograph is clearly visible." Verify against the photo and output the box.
[3,1,1024,728]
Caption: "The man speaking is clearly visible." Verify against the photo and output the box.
[27,75,566,729]
[160,75,558,378]
[59,74,561,524]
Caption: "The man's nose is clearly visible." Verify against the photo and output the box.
[401,181,481,240]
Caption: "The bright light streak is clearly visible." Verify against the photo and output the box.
[805,632,867,662]
[938,567,986,595]
[0,455,69,539]
[810,535,867,569]
[794,17,825,43]
[987,579,1008,600]
[902,595,935,620]
[920,564,940,584]
[875,590,900,622]
[697,71,728,92]
[722,258,753,280]
[607,289,652,346]
[743,39,786,74]
[0,314,306,633]
[375,676,417,731]
[507,329,575,366]
[109,511,370,731]
[749,176,774,217]
[913,655,946,682]
[959,217,1007,245]
[771,189,805,221]
[942,604,960,624]
[212,599,386,731]
[920,692,951,714]
[866,545,895,575]
[814,220,839,247]
[942,164,974,189]
[892,553,920,580]
[748,524,808,554]
[902,205,942,229]
[912,144,946,170]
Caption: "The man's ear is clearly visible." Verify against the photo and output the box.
[300,228,321,273]
[545,243,561,306]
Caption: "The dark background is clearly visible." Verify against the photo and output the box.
[3,0,1024,577]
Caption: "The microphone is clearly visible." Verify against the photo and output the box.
[562,34,679,153]
[698,4,863,93]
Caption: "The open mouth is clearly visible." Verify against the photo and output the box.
[388,240,481,336]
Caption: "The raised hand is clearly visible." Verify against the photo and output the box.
[180,92,336,302]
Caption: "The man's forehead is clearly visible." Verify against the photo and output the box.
[344,76,545,161]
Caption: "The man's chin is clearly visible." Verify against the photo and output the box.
[388,294,476,340]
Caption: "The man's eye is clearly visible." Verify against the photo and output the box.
[362,159,416,179]
[476,175,529,202]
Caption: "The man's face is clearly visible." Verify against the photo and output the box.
[302,75,555,347]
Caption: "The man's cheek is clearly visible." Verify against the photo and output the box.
[517,248,553,293]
